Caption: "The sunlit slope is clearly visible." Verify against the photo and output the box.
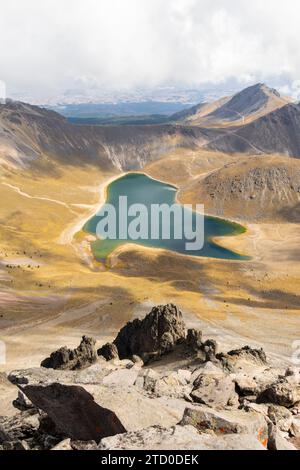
[172,84,292,128]
[0,101,211,171]
[179,155,300,222]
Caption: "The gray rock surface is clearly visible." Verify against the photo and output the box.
[258,378,300,407]
[180,405,268,446]
[190,373,238,407]
[99,425,267,450]
[2,305,298,451]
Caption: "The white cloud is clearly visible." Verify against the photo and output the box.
[0,0,300,100]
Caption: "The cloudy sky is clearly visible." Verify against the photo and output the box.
[1,0,300,102]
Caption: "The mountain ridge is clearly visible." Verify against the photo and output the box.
[172,83,292,127]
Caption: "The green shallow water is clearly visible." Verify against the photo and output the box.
[84,173,249,261]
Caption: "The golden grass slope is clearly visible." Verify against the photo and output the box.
[0,149,300,374]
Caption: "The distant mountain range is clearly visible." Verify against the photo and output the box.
[46,83,294,129]
[170,83,292,127]
[47,101,192,120]
[1,83,300,173]
[2,82,300,227]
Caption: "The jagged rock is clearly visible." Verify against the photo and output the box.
[41,336,97,371]
[217,346,267,372]
[236,368,283,400]
[113,304,186,364]
[180,405,268,446]
[51,439,72,451]
[20,383,126,442]
[257,378,300,407]
[97,343,119,361]
[228,346,267,364]
[0,409,41,444]
[268,423,298,450]
[254,367,282,387]
[185,329,202,353]
[267,404,293,432]
[0,408,64,451]
[98,425,266,450]
[190,373,238,407]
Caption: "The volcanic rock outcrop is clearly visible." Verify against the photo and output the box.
[1,304,300,451]
[112,303,187,363]
[41,336,97,371]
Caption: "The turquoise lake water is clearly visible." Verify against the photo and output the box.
[84,173,248,261]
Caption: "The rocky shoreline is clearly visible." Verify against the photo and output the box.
[1,304,299,451]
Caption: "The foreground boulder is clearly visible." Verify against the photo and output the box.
[20,383,126,442]
[9,366,187,433]
[257,378,300,408]
[4,303,296,451]
[180,405,268,447]
[217,346,267,372]
[0,410,41,450]
[190,373,238,407]
[41,336,97,371]
[113,304,186,363]
[98,425,266,450]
